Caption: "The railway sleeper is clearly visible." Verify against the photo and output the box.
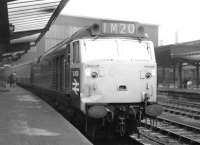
[143,118,200,144]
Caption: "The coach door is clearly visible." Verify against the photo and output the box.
[65,44,71,92]
[60,55,65,91]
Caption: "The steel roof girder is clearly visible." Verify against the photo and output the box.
[36,0,69,44]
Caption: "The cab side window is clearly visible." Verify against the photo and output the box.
[65,44,70,89]
[72,41,80,63]
[66,44,70,63]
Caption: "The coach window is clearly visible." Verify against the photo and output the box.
[65,44,71,89]
[72,41,80,63]
[66,44,70,63]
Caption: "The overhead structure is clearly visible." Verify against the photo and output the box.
[8,0,69,45]
[156,40,200,67]
[156,40,200,88]
[0,1,10,55]
[0,0,69,61]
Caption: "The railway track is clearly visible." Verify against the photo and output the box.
[158,102,200,119]
[94,132,164,145]
[130,132,167,145]
[42,92,200,145]
[58,102,200,145]
[135,117,200,145]
[94,114,200,145]
[158,97,200,109]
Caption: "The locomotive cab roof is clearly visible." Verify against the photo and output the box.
[40,20,149,61]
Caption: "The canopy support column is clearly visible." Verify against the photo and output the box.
[178,62,182,88]
[196,62,199,88]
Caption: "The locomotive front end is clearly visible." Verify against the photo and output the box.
[80,38,158,117]
[74,21,162,137]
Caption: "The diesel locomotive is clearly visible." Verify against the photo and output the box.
[11,20,162,139]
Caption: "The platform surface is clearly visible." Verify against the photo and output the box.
[0,86,92,145]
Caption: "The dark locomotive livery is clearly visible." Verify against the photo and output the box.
[11,20,162,139]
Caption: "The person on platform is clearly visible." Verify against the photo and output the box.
[183,78,188,88]
[187,78,192,89]
[8,72,17,88]
[12,72,17,87]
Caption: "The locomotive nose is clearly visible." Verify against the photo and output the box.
[82,61,156,104]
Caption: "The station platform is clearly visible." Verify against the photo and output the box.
[158,87,200,100]
[0,86,92,145]
[158,87,200,94]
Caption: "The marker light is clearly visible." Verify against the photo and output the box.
[145,72,152,79]
[137,25,145,37]
[91,72,98,78]
[85,68,91,77]
[85,68,98,78]
[89,24,100,36]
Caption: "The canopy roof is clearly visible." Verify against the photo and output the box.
[8,0,69,44]
[156,40,200,66]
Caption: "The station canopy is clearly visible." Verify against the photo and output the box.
[8,0,69,44]
[156,40,200,67]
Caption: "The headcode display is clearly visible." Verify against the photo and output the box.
[102,22,136,35]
